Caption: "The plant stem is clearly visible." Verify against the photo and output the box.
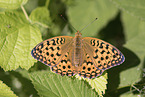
[21,5,32,23]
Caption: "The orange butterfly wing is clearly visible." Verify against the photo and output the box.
[77,37,125,79]
[78,53,104,79]
[31,36,73,67]
[51,51,77,76]
[82,37,125,70]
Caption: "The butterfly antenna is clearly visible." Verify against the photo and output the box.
[80,18,98,32]
[60,14,78,32]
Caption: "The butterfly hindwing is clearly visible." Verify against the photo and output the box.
[79,53,104,79]
[83,37,125,71]
[51,51,76,76]
[31,36,73,67]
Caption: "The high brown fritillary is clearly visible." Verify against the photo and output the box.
[31,31,125,79]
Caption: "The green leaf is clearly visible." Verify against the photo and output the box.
[76,73,108,96]
[0,0,28,9]
[86,73,107,96]
[118,11,145,87]
[121,32,145,86]
[29,7,52,28]
[67,0,118,37]
[29,71,98,97]
[0,11,42,71]
[110,0,145,21]
[0,80,17,97]
[122,12,145,41]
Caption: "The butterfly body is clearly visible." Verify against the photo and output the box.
[31,31,125,79]
[73,31,83,67]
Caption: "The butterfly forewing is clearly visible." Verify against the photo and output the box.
[31,36,73,67]
[82,37,125,71]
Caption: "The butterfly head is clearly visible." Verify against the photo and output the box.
[75,31,82,37]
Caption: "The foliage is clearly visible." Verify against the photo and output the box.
[0,0,145,97]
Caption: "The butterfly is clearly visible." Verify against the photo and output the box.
[31,31,125,79]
